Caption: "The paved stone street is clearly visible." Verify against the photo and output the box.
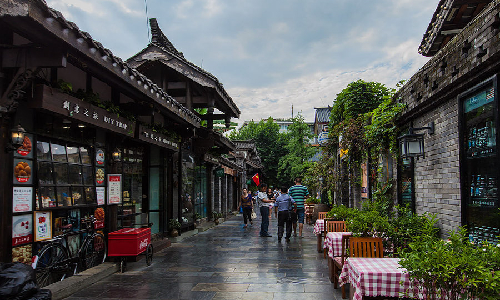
[66,215,344,300]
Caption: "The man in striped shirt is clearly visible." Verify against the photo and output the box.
[288,177,309,238]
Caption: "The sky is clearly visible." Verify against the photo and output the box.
[45,0,436,126]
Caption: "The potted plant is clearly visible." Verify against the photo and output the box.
[168,219,181,237]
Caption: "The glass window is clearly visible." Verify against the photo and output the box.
[68,165,83,185]
[39,186,56,208]
[82,166,94,185]
[84,187,95,204]
[51,143,67,162]
[53,164,69,185]
[72,187,84,206]
[37,162,54,185]
[37,141,51,161]
[67,146,80,163]
[80,147,91,164]
[57,187,72,207]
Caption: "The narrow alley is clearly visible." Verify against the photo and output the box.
[65,215,342,300]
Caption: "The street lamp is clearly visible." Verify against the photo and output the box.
[398,122,434,159]
[11,124,26,147]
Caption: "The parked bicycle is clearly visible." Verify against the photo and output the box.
[32,216,107,287]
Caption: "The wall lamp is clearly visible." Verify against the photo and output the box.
[111,148,122,162]
[398,122,434,159]
[6,124,26,152]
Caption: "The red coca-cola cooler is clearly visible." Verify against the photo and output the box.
[108,228,153,272]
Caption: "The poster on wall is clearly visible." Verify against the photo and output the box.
[13,187,33,212]
[34,211,52,241]
[96,149,105,166]
[96,187,105,205]
[14,133,33,159]
[13,159,33,184]
[107,174,122,204]
[12,214,33,246]
[96,168,105,186]
[12,244,32,265]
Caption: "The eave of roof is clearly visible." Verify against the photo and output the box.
[0,0,201,127]
[418,0,492,57]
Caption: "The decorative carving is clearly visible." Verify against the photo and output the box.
[0,68,39,122]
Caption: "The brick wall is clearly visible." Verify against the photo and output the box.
[395,0,500,236]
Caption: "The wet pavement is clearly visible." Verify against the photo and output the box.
[65,214,345,300]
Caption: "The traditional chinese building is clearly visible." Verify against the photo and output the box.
[396,0,499,242]
[0,0,202,265]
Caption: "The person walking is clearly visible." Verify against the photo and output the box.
[288,177,309,238]
[239,188,254,228]
[267,187,275,219]
[274,186,296,243]
[257,183,273,237]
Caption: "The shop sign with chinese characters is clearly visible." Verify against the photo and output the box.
[137,125,179,151]
[12,214,33,246]
[30,85,135,136]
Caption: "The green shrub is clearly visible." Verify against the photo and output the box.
[168,219,181,230]
[399,227,500,300]
[305,197,320,204]
[347,209,390,239]
[326,205,358,221]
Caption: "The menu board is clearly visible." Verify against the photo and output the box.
[12,214,33,246]
[13,187,33,212]
[13,159,33,184]
[14,133,33,159]
[34,211,52,241]
[107,174,122,204]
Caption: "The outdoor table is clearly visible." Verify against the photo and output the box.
[314,219,324,253]
[339,257,412,300]
[325,231,351,282]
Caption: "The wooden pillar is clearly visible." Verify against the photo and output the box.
[0,122,12,262]
[185,82,192,110]
[207,164,213,220]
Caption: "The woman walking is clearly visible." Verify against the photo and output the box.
[239,188,254,228]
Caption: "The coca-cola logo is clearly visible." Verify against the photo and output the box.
[139,238,148,250]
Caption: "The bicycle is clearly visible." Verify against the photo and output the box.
[31,216,107,287]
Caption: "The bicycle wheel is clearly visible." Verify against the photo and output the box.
[33,243,70,287]
[82,233,107,270]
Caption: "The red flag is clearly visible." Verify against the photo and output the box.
[252,173,260,186]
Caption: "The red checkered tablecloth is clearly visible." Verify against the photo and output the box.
[339,257,413,300]
[324,232,351,258]
[313,219,324,235]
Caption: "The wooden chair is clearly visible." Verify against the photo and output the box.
[305,204,315,224]
[318,211,328,220]
[323,220,347,258]
[333,237,384,299]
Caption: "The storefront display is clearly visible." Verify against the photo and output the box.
[34,211,52,242]
[462,84,499,244]
[12,214,33,246]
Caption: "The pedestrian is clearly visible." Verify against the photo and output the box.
[239,188,254,228]
[257,183,273,237]
[267,187,275,219]
[274,186,296,243]
[288,177,309,238]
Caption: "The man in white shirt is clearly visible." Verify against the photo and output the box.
[257,183,273,237]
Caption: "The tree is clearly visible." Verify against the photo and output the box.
[278,115,317,186]
[228,118,288,187]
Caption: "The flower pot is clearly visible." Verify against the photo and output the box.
[170,229,179,237]
[214,219,219,225]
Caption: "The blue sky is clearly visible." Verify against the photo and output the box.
[45,0,436,125]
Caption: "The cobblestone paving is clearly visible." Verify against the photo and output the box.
[66,215,345,299]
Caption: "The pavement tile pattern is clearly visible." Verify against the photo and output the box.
[65,215,346,300]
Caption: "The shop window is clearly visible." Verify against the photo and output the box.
[116,146,144,228]
[461,82,499,244]
[194,165,207,218]
[181,153,195,224]
[36,139,96,208]
[398,158,415,212]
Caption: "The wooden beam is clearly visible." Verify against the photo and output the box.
[167,82,186,89]
[199,113,227,121]
[2,47,66,68]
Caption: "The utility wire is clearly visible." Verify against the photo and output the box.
[144,0,150,43]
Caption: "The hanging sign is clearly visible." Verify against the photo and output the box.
[12,214,33,246]
[13,187,33,213]
[107,174,122,204]
[34,211,52,241]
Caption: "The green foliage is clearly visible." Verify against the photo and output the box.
[330,79,394,127]
[228,118,289,187]
[399,228,500,300]
[346,209,391,239]
[278,114,317,185]
[326,205,358,221]
[305,197,320,204]
[212,211,223,219]
[386,205,439,254]
[168,218,181,230]
[194,212,202,220]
